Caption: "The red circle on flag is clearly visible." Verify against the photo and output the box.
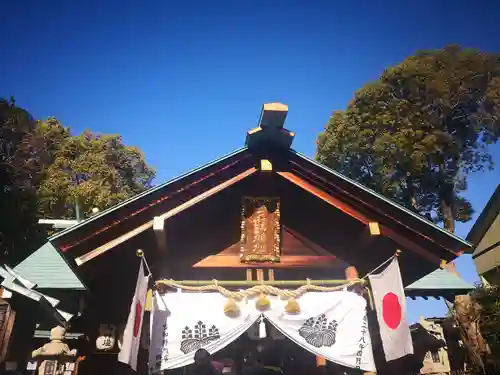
[133,301,143,337]
[382,292,402,330]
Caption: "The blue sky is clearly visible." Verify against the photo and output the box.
[2,0,499,322]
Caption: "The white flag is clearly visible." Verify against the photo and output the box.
[368,258,413,361]
[118,260,149,371]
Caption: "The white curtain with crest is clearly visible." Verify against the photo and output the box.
[148,290,375,373]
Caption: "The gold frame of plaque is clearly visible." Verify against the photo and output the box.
[239,197,281,263]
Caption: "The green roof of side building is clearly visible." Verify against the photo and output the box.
[13,242,86,290]
[405,268,474,291]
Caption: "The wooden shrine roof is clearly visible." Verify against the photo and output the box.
[18,103,473,290]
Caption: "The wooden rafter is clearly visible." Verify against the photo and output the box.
[289,159,463,256]
[153,216,167,252]
[74,167,257,266]
[278,172,372,224]
[277,171,442,265]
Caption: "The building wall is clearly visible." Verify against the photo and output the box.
[473,213,500,279]
[418,317,451,374]
[3,301,38,373]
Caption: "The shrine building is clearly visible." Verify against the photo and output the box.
[0,103,474,375]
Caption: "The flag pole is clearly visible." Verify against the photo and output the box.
[136,249,152,277]
[363,249,401,278]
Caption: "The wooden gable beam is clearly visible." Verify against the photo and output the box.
[74,167,257,266]
[193,255,341,268]
[278,172,372,224]
[277,171,442,265]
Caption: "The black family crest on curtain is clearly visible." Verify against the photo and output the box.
[298,314,338,348]
[180,321,220,354]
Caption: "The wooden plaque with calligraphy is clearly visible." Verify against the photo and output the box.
[240,197,281,263]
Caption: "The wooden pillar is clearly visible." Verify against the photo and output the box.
[0,300,16,364]
[315,355,326,373]
[256,269,264,282]
[267,269,275,281]
[246,269,253,281]
[4,301,36,372]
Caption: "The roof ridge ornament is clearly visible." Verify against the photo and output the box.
[245,103,295,150]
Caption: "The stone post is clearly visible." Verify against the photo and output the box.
[31,326,77,375]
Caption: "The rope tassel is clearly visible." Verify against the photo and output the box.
[256,293,271,311]
[224,297,241,317]
[284,298,300,314]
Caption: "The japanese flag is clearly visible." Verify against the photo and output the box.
[118,260,149,371]
[368,257,413,361]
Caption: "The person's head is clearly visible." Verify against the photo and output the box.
[345,266,359,281]
[194,348,212,368]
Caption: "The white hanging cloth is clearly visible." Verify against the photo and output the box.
[149,290,376,373]
[148,292,259,372]
[264,292,376,372]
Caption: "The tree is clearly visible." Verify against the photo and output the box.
[0,103,156,264]
[473,284,500,364]
[36,118,156,219]
[317,46,500,231]
[0,98,45,264]
[453,294,490,373]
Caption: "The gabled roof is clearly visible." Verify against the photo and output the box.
[21,103,474,290]
[39,99,472,258]
[405,268,474,292]
[13,242,86,290]
[45,146,471,257]
[467,184,500,249]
